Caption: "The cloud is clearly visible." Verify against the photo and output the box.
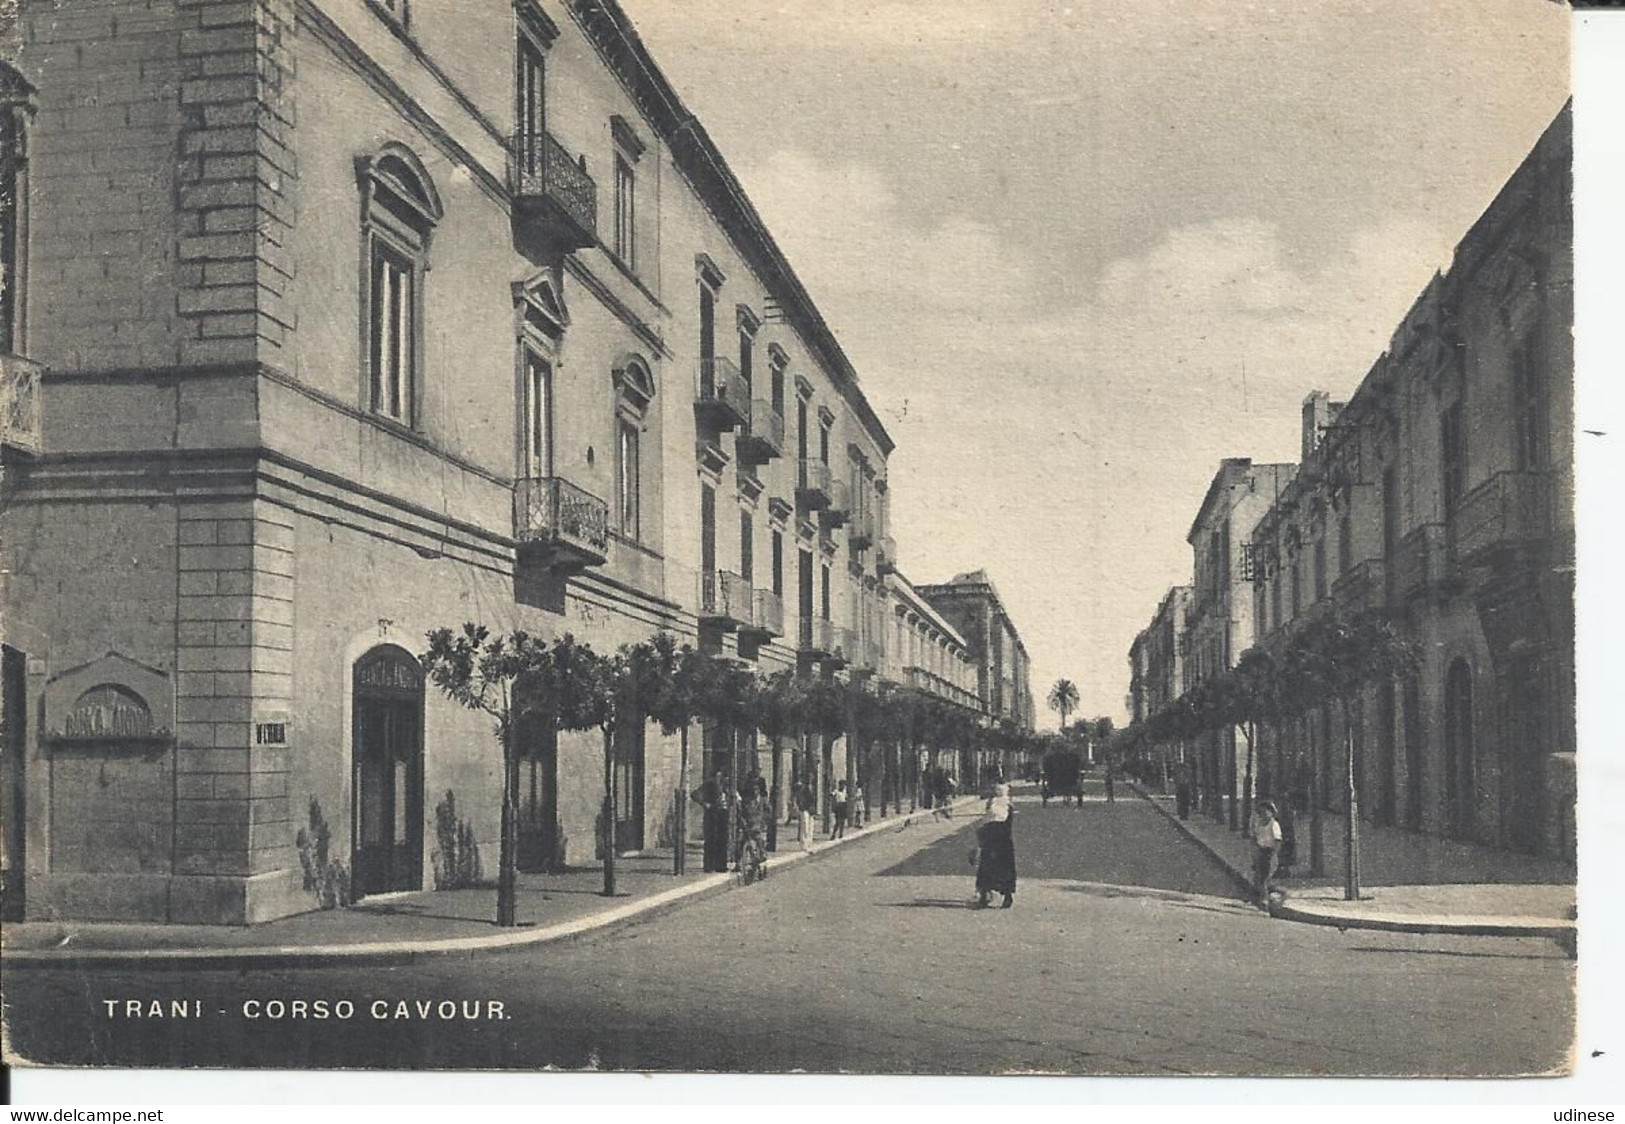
[735,147,1464,719]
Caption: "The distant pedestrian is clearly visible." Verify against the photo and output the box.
[973,782,1017,909]
[1104,760,1116,804]
[831,779,850,839]
[1251,800,1283,908]
[852,782,865,829]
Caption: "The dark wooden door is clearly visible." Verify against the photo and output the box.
[1,646,26,922]
[352,648,424,898]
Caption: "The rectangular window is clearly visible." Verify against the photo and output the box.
[739,330,753,401]
[819,422,830,466]
[613,155,635,269]
[0,106,24,355]
[1512,347,1547,471]
[797,397,809,461]
[771,360,786,415]
[1382,466,1400,559]
[1290,555,1301,617]
[820,563,831,621]
[617,417,640,538]
[739,510,754,585]
[700,485,717,597]
[1270,557,1282,628]
[1338,511,1353,575]
[1441,403,1466,516]
[369,240,414,423]
[771,529,784,597]
[517,37,545,150]
[699,288,716,379]
[523,352,551,479]
[1313,533,1328,601]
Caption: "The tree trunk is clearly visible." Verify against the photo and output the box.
[602,725,617,897]
[728,726,740,869]
[768,732,784,852]
[1309,710,1326,877]
[1240,722,1256,837]
[1343,695,1362,901]
[497,719,519,928]
[674,724,690,875]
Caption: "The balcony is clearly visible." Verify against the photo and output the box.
[1,353,43,457]
[699,569,752,630]
[1392,523,1453,601]
[828,626,858,668]
[1450,471,1553,567]
[508,132,597,251]
[876,535,898,575]
[736,400,785,465]
[819,477,851,530]
[1330,558,1388,617]
[799,616,834,657]
[694,356,747,432]
[796,459,832,511]
[513,476,609,571]
[742,588,785,640]
[848,510,874,550]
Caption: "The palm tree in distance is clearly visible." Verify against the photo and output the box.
[1047,678,1080,733]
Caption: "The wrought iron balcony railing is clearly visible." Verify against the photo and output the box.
[744,588,785,639]
[819,477,851,529]
[1330,557,1388,616]
[513,476,610,570]
[799,616,834,656]
[736,399,785,465]
[699,569,752,629]
[1,353,43,457]
[848,509,874,549]
[1450,470,1553,566]
[694,356,747,432]
[1392,523,1452,601]
[876,535,898,575]
[796,459,832,511]
[508,132,597,250]
[828,626,858,667]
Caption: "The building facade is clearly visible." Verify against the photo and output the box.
[1130,585,1191,774]
[1181,458,1293,819]
[1249,104,1574,860]
[0,0,914,922]
[915,570,1036,735]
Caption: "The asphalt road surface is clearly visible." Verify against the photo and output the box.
[1,782,1574,1075]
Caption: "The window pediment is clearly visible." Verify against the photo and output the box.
[613,353,656,413]
[513,269,569,338]
[356,144,443,234]
[695,252,726,291]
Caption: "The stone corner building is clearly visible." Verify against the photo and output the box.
[0,0,944,923]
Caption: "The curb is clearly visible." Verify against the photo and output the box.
[1129,781,1257,899]
[1129,782,1577,955]
[0,796,982,971]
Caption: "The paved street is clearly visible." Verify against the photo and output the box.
[1,782,1573,1076]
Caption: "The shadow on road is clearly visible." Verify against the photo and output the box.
[883,898,979,910]
[874,798,1246,901]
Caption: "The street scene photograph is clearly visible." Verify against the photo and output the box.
[0,0,1587,1085]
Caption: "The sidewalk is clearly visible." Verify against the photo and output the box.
[1132,783,1577,952]
[0,797,978,969]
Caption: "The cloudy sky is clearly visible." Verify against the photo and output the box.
[620,0,1570,727]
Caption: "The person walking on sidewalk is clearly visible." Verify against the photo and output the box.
[972,782,1017,909]
[830,779,850,839]
[1250,799,1283,909]
[1104,759,1116,804]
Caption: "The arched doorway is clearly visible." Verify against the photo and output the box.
[351,646,425,898]
[1443,658,1476,840]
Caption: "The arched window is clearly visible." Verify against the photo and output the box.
[1,63,36,357]
[356,145,442,428]
[612,355,654,539]
[1443,658,1476,838]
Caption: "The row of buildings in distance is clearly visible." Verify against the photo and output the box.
[1128,103,1574,863]
[0,0,1031,924]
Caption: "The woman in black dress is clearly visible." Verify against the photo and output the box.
[973,782,1017,909]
